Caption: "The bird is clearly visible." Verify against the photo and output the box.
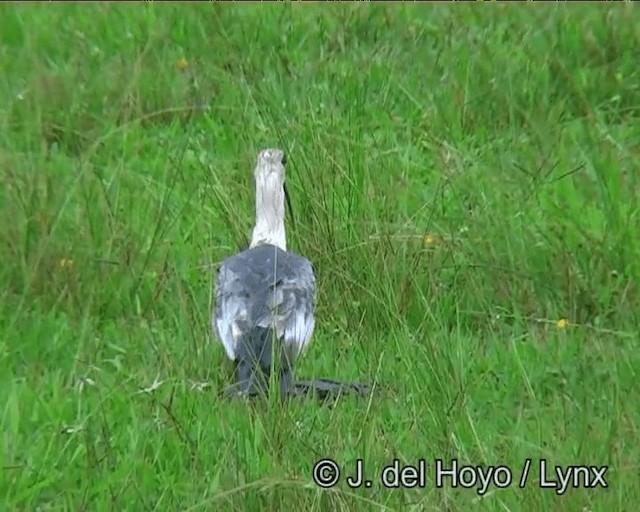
[212,148,316,397]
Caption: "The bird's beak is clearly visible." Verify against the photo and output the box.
[284,181,296,231]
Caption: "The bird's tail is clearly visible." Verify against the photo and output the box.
[234,326,293,396]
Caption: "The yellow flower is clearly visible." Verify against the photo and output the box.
[422,233,441,245]
[556,318,569,329]
[59,258,74,269]
[176,58,189,71]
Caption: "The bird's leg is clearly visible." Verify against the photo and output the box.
[235,358,269,397]
[278,368,293,397]
[233,326,298,398]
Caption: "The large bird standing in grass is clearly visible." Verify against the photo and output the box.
[212,149,316,396]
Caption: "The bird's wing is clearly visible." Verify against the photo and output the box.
[268,257,316,356]
[213,260,247,360]
[213,249,316,361]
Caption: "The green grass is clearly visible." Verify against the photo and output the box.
[1,3,639,511]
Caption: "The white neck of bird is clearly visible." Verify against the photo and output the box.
[250,172,287,251]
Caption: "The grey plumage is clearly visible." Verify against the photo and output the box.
[214,244,316,395]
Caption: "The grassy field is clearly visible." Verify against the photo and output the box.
[1,3,639,511]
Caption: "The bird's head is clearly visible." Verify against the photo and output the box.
[255,148,287,180]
